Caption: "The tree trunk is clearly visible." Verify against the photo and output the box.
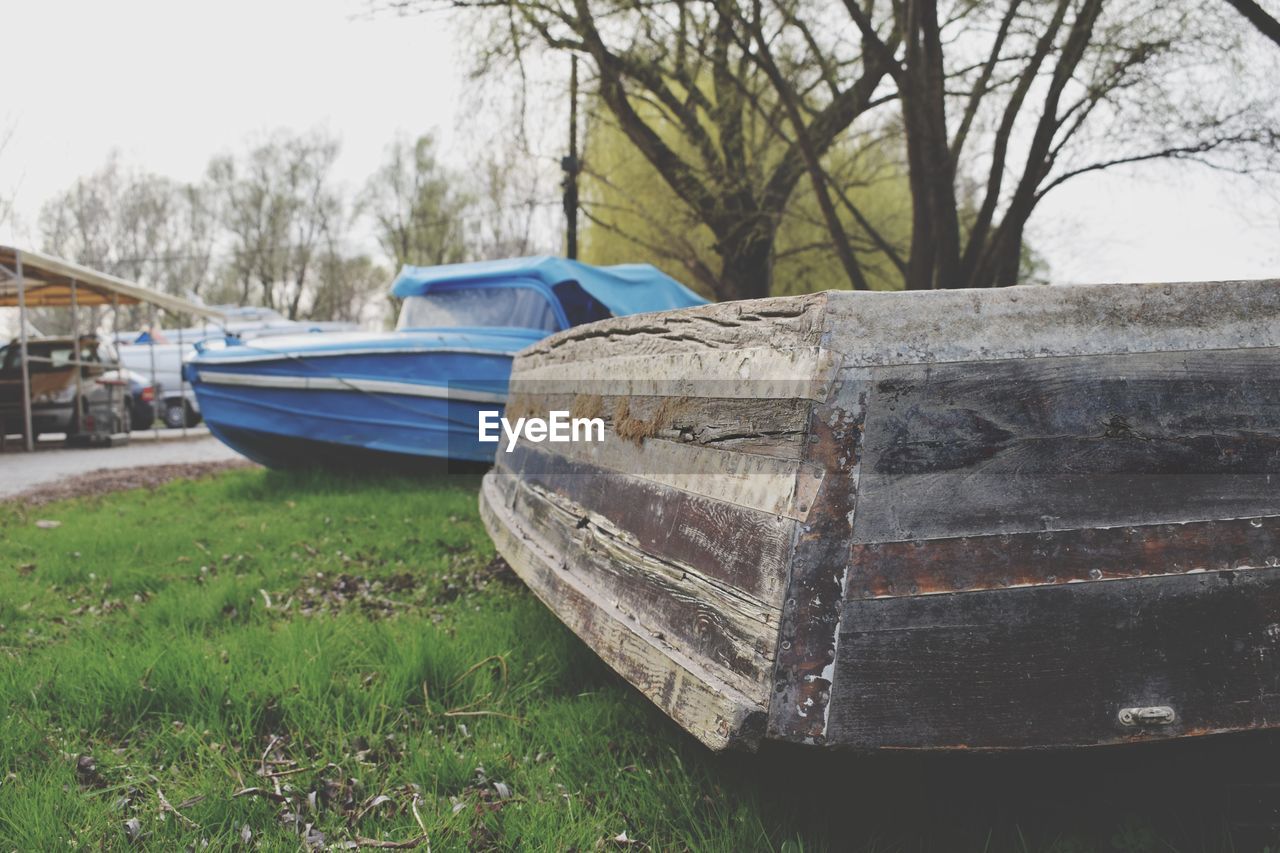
[716,220,777,302]
[971,183,1038,288]
[901,0,963,290]
[1221,0,1280,49]
[994,223,1023,287]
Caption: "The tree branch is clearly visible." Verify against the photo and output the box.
[1221,0,1280,48]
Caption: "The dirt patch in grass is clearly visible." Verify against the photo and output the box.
[287,571,420,617]
[6,459,258,506]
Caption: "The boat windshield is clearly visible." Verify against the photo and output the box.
[396,287,560,332]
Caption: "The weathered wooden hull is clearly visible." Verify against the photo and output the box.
[480,279,1280,751]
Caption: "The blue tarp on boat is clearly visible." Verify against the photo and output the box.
[390,256,707,316]
[191,256,708,469]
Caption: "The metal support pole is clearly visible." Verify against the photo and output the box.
[112,293,122,434]
[561,54,581,260]
[148,303,159,439]
[70,277,85,441]
[15,251,34,452]
[178,324,187,437]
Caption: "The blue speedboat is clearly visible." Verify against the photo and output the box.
[186,257,705,469]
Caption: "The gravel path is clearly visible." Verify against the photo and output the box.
[0,430,251,500]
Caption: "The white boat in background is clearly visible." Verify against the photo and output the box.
[112,305,358,347]
[114,306,358,428]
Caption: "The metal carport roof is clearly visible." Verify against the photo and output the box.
[1,245,224,453]
[0,245,224,319]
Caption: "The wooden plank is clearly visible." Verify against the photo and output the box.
[521,276,1280,373]
[854,348,1280,542]
[512,346,841,402]
[518,293,828,370]
[479,473,766,751]
[848,515,1280,599]
[503,392,812,460]
[503,425,822,521]
[501,444,796,601]
[822,279,1280,367]
[499,471,781,695]
[827,567,1280,750]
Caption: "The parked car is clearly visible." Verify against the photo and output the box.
[160,389,202,429]
[124,370,161,430]
[116,342,205,428]
[0,336,132,445]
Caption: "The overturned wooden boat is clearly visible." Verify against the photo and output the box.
[480,279,1280,751]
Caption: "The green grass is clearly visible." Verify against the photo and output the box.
[0,468,1277,851]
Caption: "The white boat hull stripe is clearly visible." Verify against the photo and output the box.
[191,345,513,364]
[195,369,507,404]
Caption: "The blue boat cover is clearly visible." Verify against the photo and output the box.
[390,256,707,317]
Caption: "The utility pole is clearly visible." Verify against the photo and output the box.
[561,54,581,260]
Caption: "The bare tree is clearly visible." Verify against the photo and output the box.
[363,133,471,269]
[311,252,389,324]
[39,155,122,273]
[153,183,219,302]
[208,130,343,319]
[424,0,1280,295]
[466,141,557,260]
[843,0,1280,288]
[413,0,896,301]
[580,103,912,294]
[1220,0,1280,48]
[37,155,221,331]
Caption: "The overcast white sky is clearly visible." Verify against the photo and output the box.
[0,0,466,248]
[1,0,1277,287]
